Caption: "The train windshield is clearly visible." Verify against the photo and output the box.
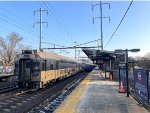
[19,59,32,81]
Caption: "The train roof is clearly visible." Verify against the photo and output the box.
[37,51,60,60]
[20,50,83,63]
[37,51,76,62]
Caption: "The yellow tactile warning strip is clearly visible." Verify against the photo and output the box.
[55,72,93,113]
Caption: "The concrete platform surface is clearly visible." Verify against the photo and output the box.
[55,69,149,113]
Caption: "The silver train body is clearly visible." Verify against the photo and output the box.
[14,50,86,89]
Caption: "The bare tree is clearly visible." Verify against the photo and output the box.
[128,56,135,62]
[135,53,150,69]
[0,32,23,66]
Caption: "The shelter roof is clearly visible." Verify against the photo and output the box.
[82,48,116,62]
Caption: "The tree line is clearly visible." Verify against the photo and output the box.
[134,53,150,69]
[0,32,150,69]
[0,32,31,67]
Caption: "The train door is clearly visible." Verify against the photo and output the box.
[55,61,59,79]
[19,59,32,81]
[44,60,47,79]
[42,60,47,79]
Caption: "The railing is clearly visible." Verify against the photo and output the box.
[112,69,150,110]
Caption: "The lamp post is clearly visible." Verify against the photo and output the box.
[125,49,129,97]
[115,49,140,97]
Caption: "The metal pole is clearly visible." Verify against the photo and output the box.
[100,1,103,50]
[109,59,112,80]
[34,8,48,51]
[125,49,129,97]
[147,69,149,103]
[74,41,77,59]
[119,67,121,87]
[105,70,106,79]
[40,8,42,51]
[78,50,80,61]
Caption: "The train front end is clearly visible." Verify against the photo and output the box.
[14,50,40,88]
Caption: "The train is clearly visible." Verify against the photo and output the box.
[82,62,95,71]
[14,50,94,89]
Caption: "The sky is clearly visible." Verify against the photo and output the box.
[0,1,150,59]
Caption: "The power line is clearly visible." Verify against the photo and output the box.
[42,33,66,46]
[42,46,97,50]
[0,26,37,47]
[42,42,66,48]
[41,2,74,42]
[37,1,71,44]
[46,2,72,35]
[104,1,133,49]
[37,2,63,44]
[2,3,40,37]
[0,7,40,42]
[0,16,38,39]
[41,2,67,32]
[76,39,100,47]
[0,2,49,49]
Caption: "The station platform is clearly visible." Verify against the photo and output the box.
[55,69,149,113]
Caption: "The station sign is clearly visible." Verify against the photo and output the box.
[134,69,149,103]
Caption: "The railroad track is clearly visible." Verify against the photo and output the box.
[27,72,87,113]
[0,82,18,94]
[0,71,89,113]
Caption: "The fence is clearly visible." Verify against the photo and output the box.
[113,68,150,109]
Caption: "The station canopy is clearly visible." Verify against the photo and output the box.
[82,48,117,64]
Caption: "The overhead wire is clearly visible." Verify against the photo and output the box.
[38,1,70,46]
[0,23,34,46]
[42,33,66,45]
[35,2,65,48]
[0,2,69,50]
[42,42,66,48]
[2,3,40,36]
[0,16,35,37]
[41,1,74,43]
[0,3,40,42]
[104,0,133,49]
[38,2,73,53]
[46,2,73,38]
[76,39,100,47]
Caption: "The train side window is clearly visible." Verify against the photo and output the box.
[50,64,53,70]
[56,61,59,69]
[42,62,45,71]
[37,62,40,67]
[34,62,40,68]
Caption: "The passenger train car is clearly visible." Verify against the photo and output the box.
[14,50,91,89]
[82,62,95,71]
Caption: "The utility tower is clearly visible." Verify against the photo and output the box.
[34,8,48,51]
[92,1,110,50]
